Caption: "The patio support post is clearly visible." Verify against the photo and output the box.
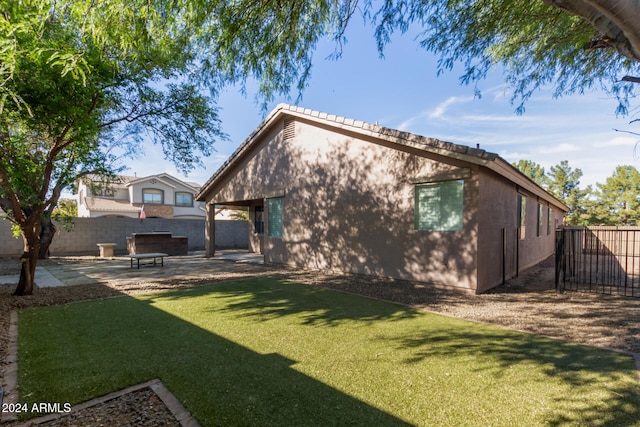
[205,203,216,257]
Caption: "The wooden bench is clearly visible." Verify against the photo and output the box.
[128,253,168,269]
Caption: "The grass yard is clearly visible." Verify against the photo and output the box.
[18,277,640,426]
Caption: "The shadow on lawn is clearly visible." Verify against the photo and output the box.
[18,284,411,427]
[391,326,640,427]
[150,276,419,326]
[17,277,640,426]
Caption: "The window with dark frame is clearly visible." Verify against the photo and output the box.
[143,188,163,204]
[518,195,526,239]
[537,203,544,237]
[254,206,264,235]
[175,192,194,207]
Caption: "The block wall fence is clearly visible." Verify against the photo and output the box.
[0,218,248,257]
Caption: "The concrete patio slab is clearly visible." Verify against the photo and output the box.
[0,267,64,288]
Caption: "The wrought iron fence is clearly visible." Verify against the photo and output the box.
[555,226,640,297]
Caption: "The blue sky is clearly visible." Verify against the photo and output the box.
[124,22,639,190]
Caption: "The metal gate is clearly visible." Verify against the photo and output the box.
[555,226,640,297]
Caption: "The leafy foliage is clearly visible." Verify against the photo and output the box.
[367,0,640,114]
[2,0,640,295]
[515,159,640,226]
[52,198,77,218]
[513,160,548,187]
[592,165,640,225]
[546,161,592,225]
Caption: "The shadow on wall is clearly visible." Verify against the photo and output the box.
[245,131,477,291]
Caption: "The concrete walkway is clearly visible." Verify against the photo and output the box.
[0,267,65,287]
[0,250,265,288]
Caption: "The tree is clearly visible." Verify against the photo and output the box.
[592,165,640,225]
[546,161,592,225]
[4,1,640,296]
[512,160,548,188]
[370,0,640,114]
[52,198,77,218]
[0,0,342,295]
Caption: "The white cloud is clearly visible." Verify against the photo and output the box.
[462,114,532,123]
[396,95,475,130]
[428,96,462,119]
[396,111,429,131]
[498,150,530,160]
[539,143,582,154]
[601,135,639,146]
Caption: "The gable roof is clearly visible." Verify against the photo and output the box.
[126,173,201,191]
[196,104,568,212]
[81,173,201,192]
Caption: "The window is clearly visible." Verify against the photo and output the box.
[537,203,544,237]
[175,192,193,207]
[254,206,265,235]
[518,195,526,239]
[547,207,553,235]
[267,197,284,238]
[90,183,115,197]
[143,189,163,204]
[415,180,464,232]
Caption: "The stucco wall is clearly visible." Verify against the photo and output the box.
[208,118,482,292]
[0,218,248,256]
[476,169,521,291]
[476,169,563,292]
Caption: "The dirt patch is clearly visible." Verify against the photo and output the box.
[1,255,639,426]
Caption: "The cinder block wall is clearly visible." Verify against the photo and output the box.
[0,218,248,256]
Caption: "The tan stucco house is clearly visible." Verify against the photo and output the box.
[197,104,568,293]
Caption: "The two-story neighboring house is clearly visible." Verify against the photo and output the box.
[76,173,206,219]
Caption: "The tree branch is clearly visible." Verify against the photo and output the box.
[543,0,640,62]
[621,76,640,84]
[613,128,640,136]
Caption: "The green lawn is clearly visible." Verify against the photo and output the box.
[18,277,640,426]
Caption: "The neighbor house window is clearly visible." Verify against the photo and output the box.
[267,197,284,238]
[415,180,464,232]
[518,195,526,239]
[90,183,115,197]
[175,192,193,207]
[143,188,163,204]
[547,207,553,235]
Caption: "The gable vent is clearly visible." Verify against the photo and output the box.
[283,118,296,140]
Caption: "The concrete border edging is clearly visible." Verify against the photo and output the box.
[1,310,19,423]
[1,310,199,426]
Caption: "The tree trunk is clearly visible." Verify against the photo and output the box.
[13,231,40,296]
[38,218,56,259]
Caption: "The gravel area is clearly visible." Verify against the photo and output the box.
[11,388,181,427]
[1,255,639,426]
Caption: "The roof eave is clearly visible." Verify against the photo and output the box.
[196,104,569,213]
